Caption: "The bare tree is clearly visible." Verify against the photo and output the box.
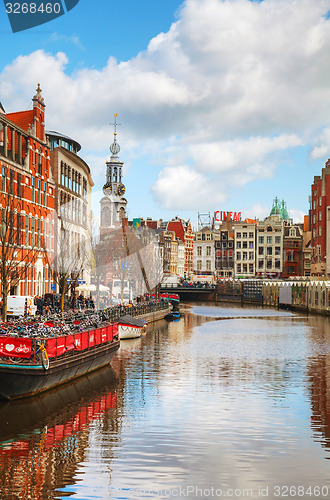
[45,212,89,312]
[90,217,113,309]
[0,192,35,320]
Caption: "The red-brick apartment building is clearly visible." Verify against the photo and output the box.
[310,160,330,276]
[0,85,55,296]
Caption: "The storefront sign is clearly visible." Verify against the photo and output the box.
[214,211,242,222]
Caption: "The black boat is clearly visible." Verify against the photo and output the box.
[0,321,119,400]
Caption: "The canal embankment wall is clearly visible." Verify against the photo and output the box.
[216,280,330,315]
[136,305,171,323]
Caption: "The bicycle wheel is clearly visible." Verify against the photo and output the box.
[41,349,49,370]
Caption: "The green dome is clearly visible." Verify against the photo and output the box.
[270,197,281,216]
[281,200,289,220]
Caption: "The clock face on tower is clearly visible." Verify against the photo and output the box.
[117,183,126,196]
[103,182,112,195]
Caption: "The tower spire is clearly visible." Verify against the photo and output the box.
[110,113,121,156]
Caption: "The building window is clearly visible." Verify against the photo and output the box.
[275,246,281,255]
[243,241,247,248]
[37,219,41,247]
[243,264,247,273]
[61,162,65,186]
[236,232,241,238]
[249,241,254,248]
[243,252,247,260]
[259,236,264,244]
[249,264,254,273]
[275,260,281,269]
[275,236,281,244]
[267,236,272,244]
[38,179,41,204]
[267,247,272,256]
[9,170,14,194]
[32,177,35,203]
[31,218,35,247]
[236,242,241,249]
[17,173,21,198]
[197,260,202,271]
[25,216,29,246]
[16,213,21,245]
[236,252,241,260]
[319,211,322,221]
[206,260,211,271]
[38,151,42,175]
[237,264,241,273]
[258,247,264,255]
[258,259,264,268]
[249,232,254,238]
[2,167,6,192]
[197,246,202,256]
[249,252,254,260]
[243,232,247,238]
[206,246,211,256]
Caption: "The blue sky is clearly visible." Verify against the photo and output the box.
[1,0,330,227]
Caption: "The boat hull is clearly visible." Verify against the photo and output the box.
[0,339,120,400]
[118,324,144,339]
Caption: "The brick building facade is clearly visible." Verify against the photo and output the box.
[0,85,55,296]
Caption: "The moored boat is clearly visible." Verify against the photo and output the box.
[164,310,181,321]
[0,317,120,400]
[160,292,180,306]
[118,314,147,339]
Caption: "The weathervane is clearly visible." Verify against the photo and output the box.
[110,113,121,155]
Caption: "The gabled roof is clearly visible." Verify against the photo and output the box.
[167,220,185,242]
[243,218,257,224]
[6,110,34,132]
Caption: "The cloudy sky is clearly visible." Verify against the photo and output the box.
[1,0,330,227]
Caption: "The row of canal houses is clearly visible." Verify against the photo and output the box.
[192,198,310,281]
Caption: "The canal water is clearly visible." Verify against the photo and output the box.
[0,303,330,499]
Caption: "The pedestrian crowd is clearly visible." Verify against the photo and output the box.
[34,294,95,315]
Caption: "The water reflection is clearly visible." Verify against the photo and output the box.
[2,304,330,498]
[0,366,120,499]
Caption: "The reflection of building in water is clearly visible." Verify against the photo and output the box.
[0,366,121,498]
[308,354,330,448]
[305,315,330,451]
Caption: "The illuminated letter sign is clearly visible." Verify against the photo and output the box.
[214,211,242,222]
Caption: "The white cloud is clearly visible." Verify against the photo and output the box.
[1,0,330,213]
[151,165,227,210]
[288,208,305,224]
[311,127,330,159]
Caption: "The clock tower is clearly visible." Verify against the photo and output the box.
[100,115,127,232]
